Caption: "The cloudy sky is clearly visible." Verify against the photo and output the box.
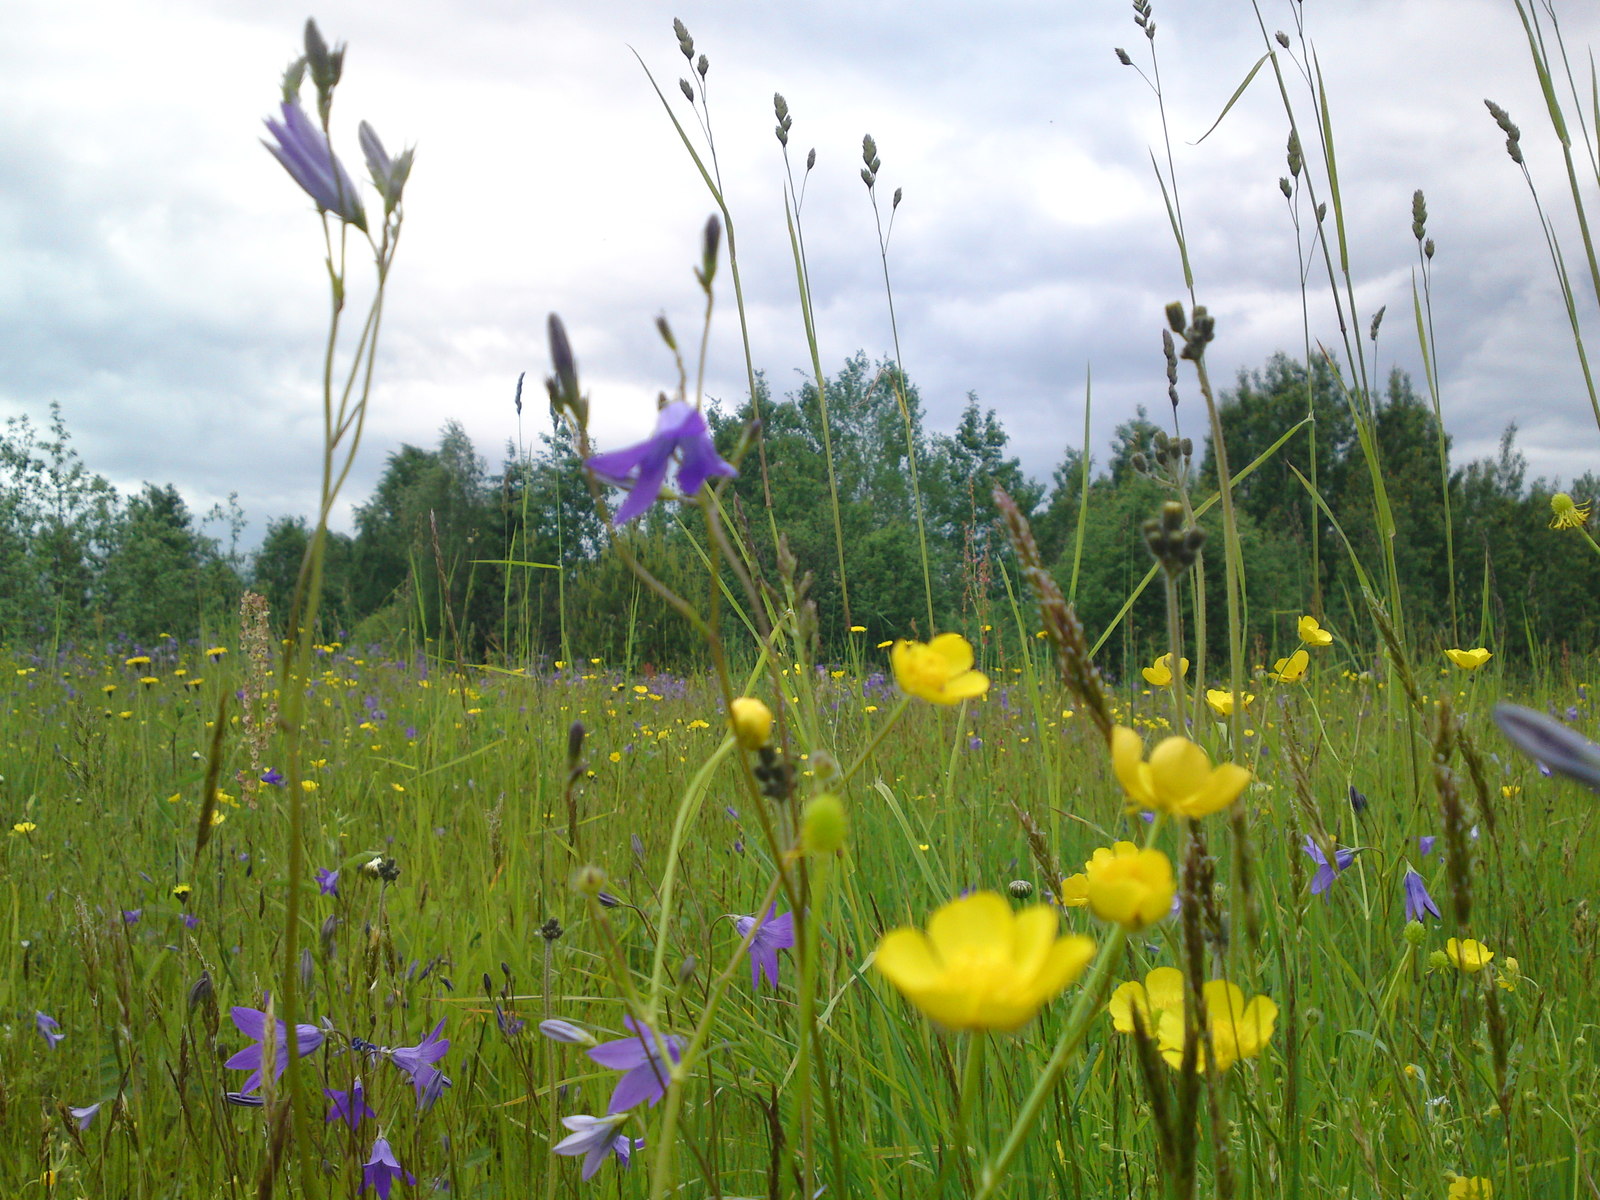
[5,0,1599,545]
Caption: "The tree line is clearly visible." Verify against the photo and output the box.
[3,352,1596,669]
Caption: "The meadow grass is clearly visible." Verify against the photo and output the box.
[8,5,1600,1198]
[2,631,1597,1196]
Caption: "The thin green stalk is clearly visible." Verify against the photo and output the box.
[276,196,399,1198]
[1068,371,1094,608]
[935,1033,986,1197]
[1191,354,1248,753]
[866,180,937,633]
[784,186,853,631]
[1164,569,1189,734]
[634,52,787,563]
[646,735,736,1013]
[972,927,1129,1200]
[1412,244,1458,642]
[645,870,786,1200]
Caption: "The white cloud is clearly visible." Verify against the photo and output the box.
[3,0,1599,545]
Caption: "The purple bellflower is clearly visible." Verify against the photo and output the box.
[585,402,736,524]
[223,998,326,1094]
[361,1136,416,1199]
[262,101,368,230]
[731,906,795,991]
[1402,867,1442,922]
[1418,835,1437,857]
[325,1077,377,1131]
[539,1018,594,1045]
[495,1003,525,1039]
[36,1011,64,1049]
[358,121,413,212]
[69,1102,102,1130]
[1301,834,1359,896]
[587,1016,684,1112]
[390,1018,451,1111]
[316,867,340,897]
[553,1112,643,1180]
[1495,701,1600,792]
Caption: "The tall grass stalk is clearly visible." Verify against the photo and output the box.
[778,105,855,633]
[862,145,938,634]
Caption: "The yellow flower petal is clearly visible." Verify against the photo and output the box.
[1180,762,1253,819]
[1148,736,1214,801]
[1111,726,1157,809]
[928,632,975,673]
[874,928,942,992]
[1144,966,1185,1014]
[1059,873,1090,906]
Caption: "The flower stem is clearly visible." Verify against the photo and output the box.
[648,735,737,1013]
[645,870,785,1200]
[935,1032,986,1196]
[972,927,1129,1199]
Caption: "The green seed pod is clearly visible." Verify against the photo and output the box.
[802,793,848,855]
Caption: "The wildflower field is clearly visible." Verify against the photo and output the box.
[7,4,1600,1199]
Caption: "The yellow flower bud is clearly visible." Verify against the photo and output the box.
[729,696,774,749]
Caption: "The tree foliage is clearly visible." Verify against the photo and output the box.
[3,354,1597,670]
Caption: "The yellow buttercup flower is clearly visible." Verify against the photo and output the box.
[1111,726,1251,819]
[890,634,989,705]
[1446,937,1494,973]
[1550,492,1590,529]
[1270,649,1309,683]
[1449,1176,1493,1200]
[1156,979,1278,1071]
[874,891,1095,1031]
[1084,842,1175,931]
[1204,688,1255,717]
[1495,957,1521,992]
[1109,967,1278,1072]
[1445,647,1492,671]
[1298,615,1333,646]
[1140,653,1189,687]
